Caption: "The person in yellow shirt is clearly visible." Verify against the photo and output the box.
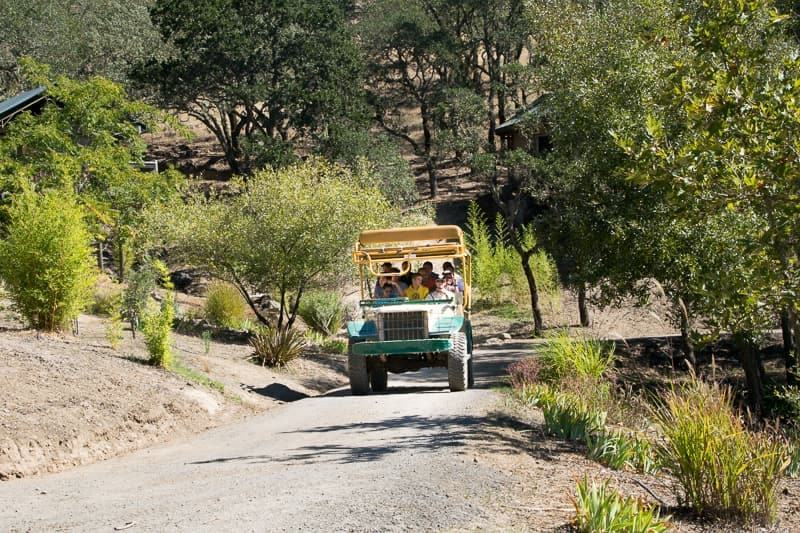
[404,272,429,300]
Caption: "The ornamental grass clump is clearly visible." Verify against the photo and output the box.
[539,333,615,384]
[572,476,670,533]
[250,325,305,367]
[536,385,607,442]
[652,379,789,524]
[586,431,659,474]
[204,281,248,329]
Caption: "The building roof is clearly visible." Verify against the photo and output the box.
[0,86,47,129]
[495,93,551,135]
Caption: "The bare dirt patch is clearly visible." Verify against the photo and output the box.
[0,307,347,480]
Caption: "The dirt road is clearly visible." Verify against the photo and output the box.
[0,342,536,532]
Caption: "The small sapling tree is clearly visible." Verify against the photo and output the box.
[143,159,392,329]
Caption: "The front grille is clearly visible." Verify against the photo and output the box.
[380,311,428,341]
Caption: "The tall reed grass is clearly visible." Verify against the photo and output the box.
[652,379,788,523]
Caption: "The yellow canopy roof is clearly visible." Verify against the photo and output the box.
[358,225,464,247]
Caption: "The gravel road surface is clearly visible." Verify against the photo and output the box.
[0,342,536,532]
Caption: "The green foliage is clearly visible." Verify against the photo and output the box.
[466,202,560,311]
[172,360,224,393]
[586,431,658,475]
[652,379,789,523]
[0,1,164,95]
[250,325,306,367]
[0,61,184,264]
[320,338,347,355]
[0,190,96,331]
[122,263,158,332]
[201,331,212,355]
[91,281,123,317]
[621,0,800,387]
[136,0,364,172]
[572,477,670,533]
[142,291,175,368]
[538,333,615,384]
[142,159,392,328]
[297,290,346,337]
[536,385,607,442]
[204,282,248,330]
[105,308,124,351]
[319,126,418,207]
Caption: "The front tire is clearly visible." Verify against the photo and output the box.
[448,332,469,392]
[370,360,388,392]
[348,339,370,395]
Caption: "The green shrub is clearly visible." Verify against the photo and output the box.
[572,477,670,533]
[250,325,306,367]
[652,379,789,523]
[466,202,560,311]
[297,290,346,336]
[539,333,615,384]
[142,291,175,368]
[320,338,347,354]
[90,279,123,316]
[204,281,248,329]
[201,330,212,355]
[536,386,607,442]
[586,431,658,474]
[0,190,96,331]
[122,263,158,333]
[105,307,124,350]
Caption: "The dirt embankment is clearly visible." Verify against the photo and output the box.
[0,312,347,480]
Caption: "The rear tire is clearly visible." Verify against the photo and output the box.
[448,332,469,392]
[467,355,475,388]
[348,339,370,395]
[370,360,388,392]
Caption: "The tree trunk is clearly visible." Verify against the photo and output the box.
[520,253,544,336]
[733,331,764,414]
[117,239,125,282]
[286,285,305,330]
[578,284,592,328]
[421,105,437,198]
[677,296,696,367]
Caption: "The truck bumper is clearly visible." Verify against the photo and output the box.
[350,338,452,356]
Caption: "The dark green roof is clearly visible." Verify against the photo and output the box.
[0,86,47,129]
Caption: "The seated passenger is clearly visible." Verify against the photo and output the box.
[398,261,413,287]
[389,267,408,293]
[374,275,403,299]
[373,262,394,296]
[426,274,453,301]
[442,270,459,294]
[443,261,464,292]
[420,261,437,290]
[404,272,429,300]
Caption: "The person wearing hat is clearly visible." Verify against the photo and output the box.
[443,261,464,292]
[426,273,453,301]
[442,269,459,294]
